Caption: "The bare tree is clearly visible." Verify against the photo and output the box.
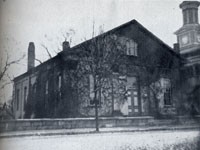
[0,52,25,89]
[41,44,53,59]
[38,29,76,63]
[79,29,126,131]
[0,50,25,119]
[35,58,43,64]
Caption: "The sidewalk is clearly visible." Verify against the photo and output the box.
[0,124,199,138]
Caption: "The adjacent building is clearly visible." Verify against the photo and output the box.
[174,1,200,114]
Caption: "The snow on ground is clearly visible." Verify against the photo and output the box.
[0,130,199,150]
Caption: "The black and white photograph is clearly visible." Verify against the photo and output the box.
[0,0,200,149]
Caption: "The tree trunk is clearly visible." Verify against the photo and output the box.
[95,100,99,132]
[147,85,151,115]
[137,77,142,115]
[154,93,160,118]
[111,77,114,115]
[94,77,99,132]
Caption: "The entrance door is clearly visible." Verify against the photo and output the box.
[132,88,140,115]
[127,87,140,116]
[126,76,141,116]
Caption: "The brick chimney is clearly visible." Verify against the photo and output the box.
[27,42,35,71]
[180,1,200,25]
[173,43,180,53]
[62,41,70,51]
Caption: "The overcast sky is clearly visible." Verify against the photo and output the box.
[0,0,198,101]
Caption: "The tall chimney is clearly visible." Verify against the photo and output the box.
[62,41,70,51]
[180,1,200,25]
[27,42,35,71]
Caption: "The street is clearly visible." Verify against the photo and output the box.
[0,130,199,150]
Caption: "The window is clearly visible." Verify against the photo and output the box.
[161,78,172,106]
[164,88,172,106]
[57,75,62,104]
[58,75,61,90]
[24,87,27,109]
[183,10,187,24]
[45,81,49,109]
[16,89,20,111]
[45,80,48,95]
[189,10,193,23]
[89,75,94,99]
[126,40,138,56]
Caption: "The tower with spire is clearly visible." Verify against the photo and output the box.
[175,1,200,66]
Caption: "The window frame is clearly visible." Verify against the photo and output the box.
[126,39,138,56]
[16,89,20,111]
[164,87,172,106]
[23,87,27,109]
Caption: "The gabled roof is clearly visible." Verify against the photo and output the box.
[65,19,181,58]
[14,19,182,81]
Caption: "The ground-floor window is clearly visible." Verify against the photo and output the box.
[164,88,172,106]
[23,87,27,109]
[16,89,20,111]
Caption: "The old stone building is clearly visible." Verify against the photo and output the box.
[13,19,181,119]
[14,1,200,119]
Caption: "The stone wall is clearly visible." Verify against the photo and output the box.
[0,116,154,132]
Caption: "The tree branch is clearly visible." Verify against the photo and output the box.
[0,52,25,82]
[35,58,43,64]
[41,44,52,58]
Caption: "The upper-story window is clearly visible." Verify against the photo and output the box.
[126,40,138,56]
[118,36,138,56]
